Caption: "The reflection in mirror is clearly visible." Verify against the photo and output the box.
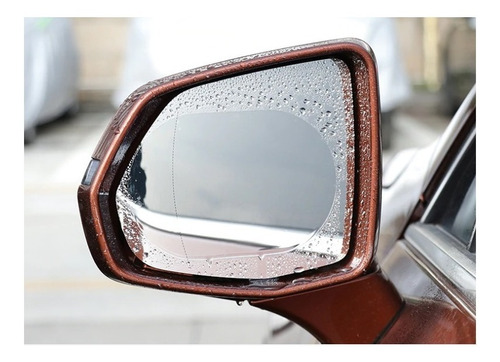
[117,58,355,279]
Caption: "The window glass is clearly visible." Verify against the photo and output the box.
[424,131,476,251]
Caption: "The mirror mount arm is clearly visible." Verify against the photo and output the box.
[250,264,402,344]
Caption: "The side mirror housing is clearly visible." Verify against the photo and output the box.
[78,38,381,300]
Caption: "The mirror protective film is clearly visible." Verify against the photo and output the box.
[117,58,355,279]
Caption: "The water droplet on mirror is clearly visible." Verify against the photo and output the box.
[117,57,355,280]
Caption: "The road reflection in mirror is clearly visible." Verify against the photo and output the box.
[117,58,355,279]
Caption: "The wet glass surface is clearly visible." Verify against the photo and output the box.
[117,59,355,279]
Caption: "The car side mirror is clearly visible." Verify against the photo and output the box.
[78,38,381,300]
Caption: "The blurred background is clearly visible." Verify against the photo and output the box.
[24,17,476,344]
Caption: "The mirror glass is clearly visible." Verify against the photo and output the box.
[117,58,355,279]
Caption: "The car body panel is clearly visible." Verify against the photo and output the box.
[379,239,475,343]
[24,18,79,142]
[373,87,476,343]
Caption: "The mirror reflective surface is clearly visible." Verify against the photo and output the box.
[117,58,355,279]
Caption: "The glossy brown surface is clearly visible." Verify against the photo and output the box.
[78,39,381,299]
[380,299,475,343]
[378,239,476,344]
[252,266,402,343]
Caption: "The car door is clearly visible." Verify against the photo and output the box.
[378,101,476,343]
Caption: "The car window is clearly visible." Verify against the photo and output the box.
[402,125,476,310]
[423,128,476,253]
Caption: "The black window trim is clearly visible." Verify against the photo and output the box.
[421,127,476,251]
